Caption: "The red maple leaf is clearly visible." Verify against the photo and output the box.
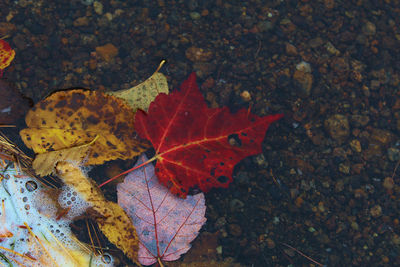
[100,73,283,197]
[133,73,283,197]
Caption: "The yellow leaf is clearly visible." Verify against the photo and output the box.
[55,161,140,266]
[20,89,150,165]
[108,60,168,112]
[32,137,97,176]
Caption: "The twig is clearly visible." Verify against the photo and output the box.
[391,158,400,180]
[281,242,324,267]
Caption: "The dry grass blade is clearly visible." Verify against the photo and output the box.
[0,132,32,174]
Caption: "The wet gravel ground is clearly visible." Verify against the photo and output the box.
[1,0,400,266]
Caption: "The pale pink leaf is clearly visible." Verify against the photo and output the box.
[117,154,207,265]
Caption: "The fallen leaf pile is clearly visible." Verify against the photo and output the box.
[16,69,282,266]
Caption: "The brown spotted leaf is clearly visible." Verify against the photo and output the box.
[20,89,150,165]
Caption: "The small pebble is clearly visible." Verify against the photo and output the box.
[383,177,394,190]
[95,43,119,62]
[240,90,251,102]
[228,224,242,237]
[93,1,103,15]
[350,139,362,153]
[362,21,376,35]
[266,238,275,249]
[387,147,400,161]
[370,205,382,218]
[296,61,312,73]
[324,114,350,143]
[189,12,201,20]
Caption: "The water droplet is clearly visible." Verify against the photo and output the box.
[25,181,37,192]
[101,254,112,264]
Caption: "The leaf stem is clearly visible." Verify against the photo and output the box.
[98,156,157,188]
[157,257,164,267]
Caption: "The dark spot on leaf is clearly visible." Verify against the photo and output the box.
[55,99,67,108]
[92,152,99,158]
[42,120,46,125]
[40,101,47,110]
[67,111,73,116]
[241,132,247,136]
[220,162,224,166]
[106,141,117,150]
[210,167,216,176]
[69,92,86,110]
[86,115,100,125]
[217,176,229,183]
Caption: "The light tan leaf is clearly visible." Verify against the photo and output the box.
[32,137,97,176]
[55,161,140,266]
[108,61,168,112]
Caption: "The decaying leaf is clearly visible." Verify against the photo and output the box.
[56,161,140,266]
[108,61,168,112]
[32,136,97,176]
[20,89,150,165]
